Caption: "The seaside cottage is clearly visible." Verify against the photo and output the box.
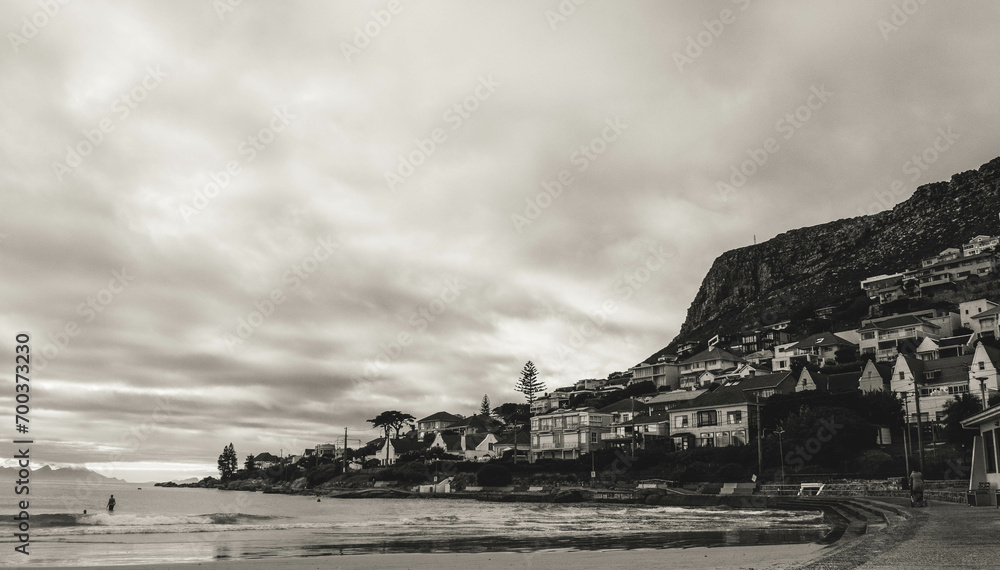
[961,403,1000,506]
[667,385,758,451]
[416,411,463,439]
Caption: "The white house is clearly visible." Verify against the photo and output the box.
[961,403,1000,506]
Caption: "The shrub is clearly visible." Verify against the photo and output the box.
[477,464,513,487]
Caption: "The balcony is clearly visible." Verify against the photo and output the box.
[697,421,718,428]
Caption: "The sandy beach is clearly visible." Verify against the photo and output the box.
[27,543,828,570]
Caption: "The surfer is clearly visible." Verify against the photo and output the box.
[107,494,116,512]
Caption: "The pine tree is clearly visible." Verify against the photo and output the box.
[480,394,491,416]
[514,361,545,406]
[218,443,238,483]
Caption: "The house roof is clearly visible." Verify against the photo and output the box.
[616,413,670,426]
[790,332,858,350]
[938,335,973,348]
[681,347,745,365]
[971,306,1000,320]
[813,371,862,393]
[979,343,1000,368]
[734,371,796,391]
[438,433,463,451]
[370,437,427,454]
[254,452,281,462]
[898,354,974,386]
[418,411,463,423]
[598,398,650,414]
[465,434,488,449]
[859,314,941,332]
[672,385,755,411]
[646,389,707,404]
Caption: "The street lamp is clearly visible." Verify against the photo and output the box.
[975,376,989,411]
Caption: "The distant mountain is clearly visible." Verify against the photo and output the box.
[169,477,201,485]
[650,156,1000,361]
[2,465,129,484]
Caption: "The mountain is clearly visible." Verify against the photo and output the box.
[2,465,129,484]
[650,156,1000,361]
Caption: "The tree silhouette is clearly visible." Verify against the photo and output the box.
[217,443,237,483]
[480,394,491,416]
[368,410,416,439]
[244,454,256,472]
[515,361,545,406]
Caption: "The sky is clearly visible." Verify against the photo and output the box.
[3,0,1000,482]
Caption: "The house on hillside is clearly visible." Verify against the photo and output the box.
[970,307,1000,339]
[969,342,1000,401]
[602,414,671,451]
[668,386,757,450]
[959,299,999,331]
[598,398,650,424]
[430,432,499,461]
[254,452,281,469]
[530,391,571,415]
[859,314,944,362]
[629,357,681,390]
[916,334,978,360]
[784,331,858,369]
[796,368,862,393]
[860,273,906,304]
[364,437,427,466]
[772,342,797,371]
[962,235,1000,256]
[859,359,892,392]
[729,370,797,400]
[417,412,463,439]
[677,347,746,388]
[891,354,975,426]
[911,250,998,292]
[529,407,612,462]
[493,430,530,460]
[644,388,706,415]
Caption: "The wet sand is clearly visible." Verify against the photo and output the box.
[29,543,829,570]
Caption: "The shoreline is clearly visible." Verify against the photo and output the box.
[25,544,831,570]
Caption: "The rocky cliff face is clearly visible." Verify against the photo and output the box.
[662,157,1000,355]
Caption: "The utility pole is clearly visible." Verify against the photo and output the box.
[775,426,785,484]
[755,394,764,477]
[899,392,911,476]
[976,376,989,411]
[912,378,926,473]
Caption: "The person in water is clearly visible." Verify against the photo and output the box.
[107,495,116,512]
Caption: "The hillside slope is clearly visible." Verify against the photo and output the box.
[654,156,1000,360]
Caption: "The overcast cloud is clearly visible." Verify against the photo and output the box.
[2,0,1000,481]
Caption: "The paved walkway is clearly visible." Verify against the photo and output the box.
[802,499,1000,569]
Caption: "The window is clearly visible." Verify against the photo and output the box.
[759,389,775,398]
[590,432,598,443]
[674,415,688,429]
[899,372,905,380]
[924,371,938,380]
[947,385,969,395]
[727,411,742,425]
[697,410,718,427]
[979,362,986,371]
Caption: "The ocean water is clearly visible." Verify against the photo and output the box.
[0,481,829,567]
